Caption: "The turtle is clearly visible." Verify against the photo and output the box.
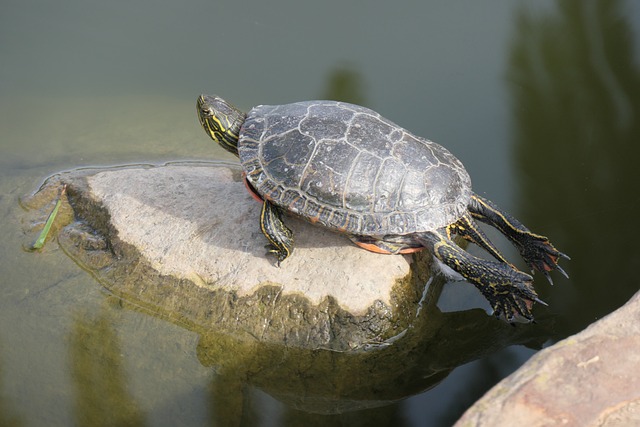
[196,94,569,322]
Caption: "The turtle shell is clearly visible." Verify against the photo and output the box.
[238,101,471,236]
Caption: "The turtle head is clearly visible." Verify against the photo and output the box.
[197,95,246,156]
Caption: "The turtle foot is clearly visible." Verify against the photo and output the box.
[518,233,569,284]
[260,200,294,267]
[484,271,545,324]
[265,244,288,267]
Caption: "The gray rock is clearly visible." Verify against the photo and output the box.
[29,162,433,350]
[85,164,411,313]
[455,290,640,427]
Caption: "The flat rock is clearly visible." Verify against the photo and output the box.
[28,162,432,350]
[455,290,640,427]
[85,164,411,313]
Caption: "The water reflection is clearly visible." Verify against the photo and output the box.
[69,306,146,426]
[195,278,548,424]
[508,0,640,337]
[320,65,368,107]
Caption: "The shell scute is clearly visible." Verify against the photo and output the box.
[238,100,471,235]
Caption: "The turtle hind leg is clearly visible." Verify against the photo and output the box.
[450,214,512,266]
[416,229,544,323]
[260,200,294,266]
[469,193,569,283]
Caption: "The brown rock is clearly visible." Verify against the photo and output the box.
[455,291,640,427]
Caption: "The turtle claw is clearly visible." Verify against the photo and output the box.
[541,263,569,283]
[558,251,571,261]
[555,264,570,279]
[534,296,548,307]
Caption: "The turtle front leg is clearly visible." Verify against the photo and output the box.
[417,229,544,323]
[260,200,294,266]
[469,193,569,283]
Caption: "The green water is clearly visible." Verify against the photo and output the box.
[2,0,640,425]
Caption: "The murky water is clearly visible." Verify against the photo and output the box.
[2,1,640,425]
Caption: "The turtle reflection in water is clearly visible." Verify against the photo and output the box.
[196,95,569,323]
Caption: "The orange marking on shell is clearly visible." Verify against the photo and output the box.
[242,173,263,203]
[353,241,425,255]
[397,247,425,254]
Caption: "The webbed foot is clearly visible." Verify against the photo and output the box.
[264,244,289,267]
[260,201,294,267]
[419,230,546,323]
[516,233,570,284]
[468,193,569,285]
[483,271,547,323]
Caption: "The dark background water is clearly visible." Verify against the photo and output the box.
[2,0,639,425]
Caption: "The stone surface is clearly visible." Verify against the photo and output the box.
[455,290,640,427]
[85,164,411,313]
